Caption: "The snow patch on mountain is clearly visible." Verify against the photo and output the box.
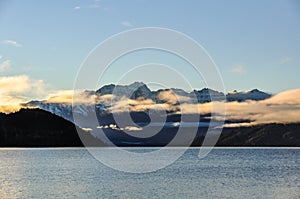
[226,89,271,102]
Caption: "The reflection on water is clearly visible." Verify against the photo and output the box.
[0,148,299,198]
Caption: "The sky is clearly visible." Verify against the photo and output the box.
[0,0,300,101]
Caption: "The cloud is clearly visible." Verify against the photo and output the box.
[167,93,300,127]
[2,75,299,127]
[3,40,22,47]
[157,90,192,104]
[124,126,143,131]
[74,6,81,10]
[121,21,133,27]
[0,104,22,113]
[82,127,92,132]
[97,124,143,131]
[45,90,114,105]
[46,90,93,105]
[44,90,75,104]
[0,55,2,59]
[109,97,154,113]
[117,89,300,126]
[217,89,300,126]
[66,88,300,126]
[231,65,245,74]
[0,75,46,107]
[0,75,32,95]
[0,60,11,72]
[264,89,300,105]
[279,57,292,65]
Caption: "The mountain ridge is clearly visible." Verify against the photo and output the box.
[21,82,272,124]
[94,82,271,102]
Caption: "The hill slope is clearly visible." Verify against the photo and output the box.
[192,123,300,147]
[218,123,300,146]
[0,108,105,147]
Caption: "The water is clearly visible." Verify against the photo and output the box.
[0,148,299,198]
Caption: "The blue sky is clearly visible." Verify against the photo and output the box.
[0,0,299,94]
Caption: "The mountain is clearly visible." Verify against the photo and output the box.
[96,82,153,99]
[21,82,272,123]
[94,82,270,103]
[226,89,271,102]
[25,100,74,122]
[0,108,105,147]
[220,123,300,146]
[191,123,300,147]
[193,88,225,103]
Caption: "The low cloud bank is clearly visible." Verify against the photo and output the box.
[0,75,46,112]
[104,89,300,126]
[1,81,300,126]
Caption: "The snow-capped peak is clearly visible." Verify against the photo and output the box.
[226,89,271,102]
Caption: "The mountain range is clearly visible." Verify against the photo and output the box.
[22,82,272,123]
[95,82,271,102]
[3,82,298,147]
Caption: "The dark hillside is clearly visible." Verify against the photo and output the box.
[0,108,105,147]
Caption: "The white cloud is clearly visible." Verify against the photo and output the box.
[0,55,2,59]
[279,57,292,65]
[231,65,245,74]
[106,89,300,126]
[74,6,81,10]
[0,60,11,72]
[124,126,143,131]
[210,89,300,126]
[157,90,191,104]
[44,90,115,105]
[222,122,254,128]
[97,124,143,131]
[3,40,22,47]
[264,89,300,105]
[121,21,133,27]
[0,75,46,107]
[82,127,92,132]
[46,90,88,104]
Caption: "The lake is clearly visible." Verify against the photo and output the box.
[0,148,299,198]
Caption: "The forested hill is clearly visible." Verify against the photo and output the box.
[0,108,105,147]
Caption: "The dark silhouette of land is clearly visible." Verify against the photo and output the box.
[218,123,300,147]
[0,108,105,147]
[0,108,299,147]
